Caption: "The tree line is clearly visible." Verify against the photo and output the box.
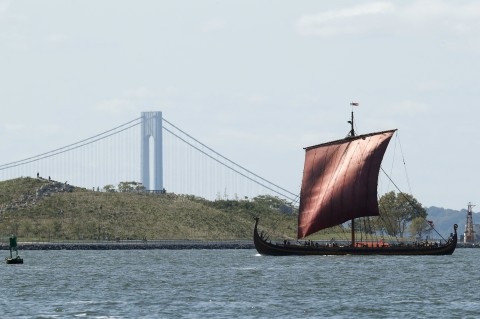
[101,181,433,239]
[377,191,432,239]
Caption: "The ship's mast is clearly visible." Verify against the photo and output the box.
[348,103,357,246]
[348,111,355,137]
[464,202,475,243]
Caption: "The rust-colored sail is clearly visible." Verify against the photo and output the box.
[298,130,396,239]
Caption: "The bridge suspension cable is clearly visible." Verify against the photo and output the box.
[162,118,297,202]
[0,115,297,204]
[0,117,142,170]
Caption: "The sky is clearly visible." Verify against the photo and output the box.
[0,0,479,211]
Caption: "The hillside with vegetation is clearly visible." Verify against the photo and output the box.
[0,178,463,243]
[0,177,298,241]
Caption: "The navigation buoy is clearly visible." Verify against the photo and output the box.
[5,235,23,264]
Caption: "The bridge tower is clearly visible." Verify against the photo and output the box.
[141,111,163,191]
[464,202,475,243]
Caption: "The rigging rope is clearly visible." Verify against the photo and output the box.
[396,132,413,195]
[380,167,446,241]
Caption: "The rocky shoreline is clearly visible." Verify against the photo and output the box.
[1,240,477,250]
[0,240,254,250]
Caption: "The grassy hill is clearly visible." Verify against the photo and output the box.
[1,177,414,243]
[0,177,298,241]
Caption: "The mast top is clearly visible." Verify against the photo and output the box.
[348,102,358,137]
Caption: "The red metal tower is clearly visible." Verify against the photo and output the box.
[464,202,475,243]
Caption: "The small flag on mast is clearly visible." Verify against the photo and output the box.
[350,102,359,106]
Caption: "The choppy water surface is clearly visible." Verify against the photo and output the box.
[1,249,478,318]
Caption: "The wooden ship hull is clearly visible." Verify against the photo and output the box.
[254,218,458,256]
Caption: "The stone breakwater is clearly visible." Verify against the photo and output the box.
[2,241,473,250]
[0,240,254,250]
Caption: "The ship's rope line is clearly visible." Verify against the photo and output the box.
[353,217,380,245]
[0,117,142,169]
[364,217,377,243]
[375,197,403,243]
[396,132,413,195]
[376,192,409,243]
[386,132,399,191]
[377,131,441,242]
[377,213,401,242]
[380,167,446,241]
[0,120,142,171]
[338,224,349,242]
[163,118,298,200]
[264,214,297,242]
[368,217,377,242]
[162,125,296,203]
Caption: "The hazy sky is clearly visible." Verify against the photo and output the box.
[1,0,479,210]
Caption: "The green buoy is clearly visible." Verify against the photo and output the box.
[5,235,23,264]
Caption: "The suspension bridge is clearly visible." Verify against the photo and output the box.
[0,111,298,204]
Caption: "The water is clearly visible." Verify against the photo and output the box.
[1,249,478,318]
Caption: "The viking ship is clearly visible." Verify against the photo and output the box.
[254,110,457,256]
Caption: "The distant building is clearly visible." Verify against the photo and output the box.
[464,202,478,243]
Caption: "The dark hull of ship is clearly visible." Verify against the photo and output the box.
[253,219,458,256]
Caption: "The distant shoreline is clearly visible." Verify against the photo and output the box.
[457,243,479,248]
[0,240,254,250]
[0,241,477,250]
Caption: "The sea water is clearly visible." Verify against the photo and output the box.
[0,249,478,318]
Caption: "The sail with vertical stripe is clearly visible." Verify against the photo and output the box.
[297,130,396,239]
